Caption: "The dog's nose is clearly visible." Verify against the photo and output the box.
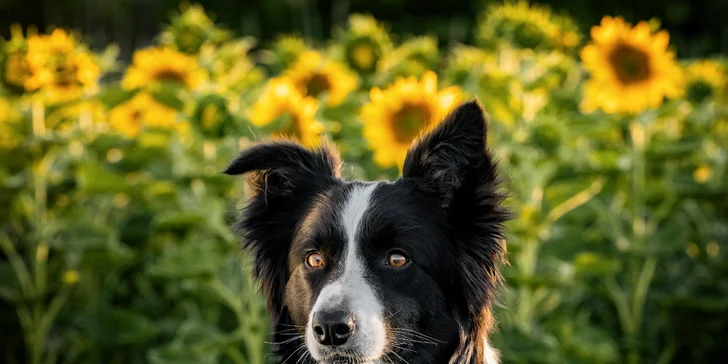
[312,310,355,346]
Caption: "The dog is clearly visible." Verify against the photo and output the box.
[224,100,510,363]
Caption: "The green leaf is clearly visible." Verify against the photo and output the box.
[96,309,159,346]
[0,262,21,302]
[147,239,221,279]
[573,252,621,276]
[97,85,137,109]
[151,84,186,111]
[76,163,129,194]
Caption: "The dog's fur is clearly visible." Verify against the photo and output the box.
[225,100,509,363]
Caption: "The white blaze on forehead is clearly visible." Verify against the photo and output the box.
[341,183,379,248]
[307,182,386,360]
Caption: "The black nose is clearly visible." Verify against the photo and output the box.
[312,310,355,346]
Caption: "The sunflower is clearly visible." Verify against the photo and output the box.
[122,47,205,90]
[284,51,358,107]
[108,93,181,138]
[23,29,101,102]
[2,51,33,92]
[0,24,33,93]
[339,14,393,73]
[248,77,325,147]
[199,38,263,93]
[477,1,581,51]
[683,60,726,103]
[261,35,310,73]
[444,45,488,85]
[361,71,463,169]
[377,36,440,82]
[159,3,231,54]
[580,16,683,114]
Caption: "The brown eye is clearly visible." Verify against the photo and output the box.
[388,252,408,268]
[306,252,325,269]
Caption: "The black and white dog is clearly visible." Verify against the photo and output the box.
[225,100,510,363]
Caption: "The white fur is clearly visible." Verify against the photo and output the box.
[307,183,386,361]
[484,339,500,364]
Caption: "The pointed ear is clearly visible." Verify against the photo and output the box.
[404,100,510,359]
[224,140,341,196]
[402,100,496,210]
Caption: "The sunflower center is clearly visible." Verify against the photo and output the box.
[609,44,651,84]
[686,80,713,104]
[54,63,78,87]
[153,69,188,85]
[350,43,376,71]
[393,104,431,143]
[305,73,331,98]
[4,52,32,89]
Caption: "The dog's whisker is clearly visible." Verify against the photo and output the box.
[265,334,303,345]
[389,348,412,364]
[277,323,307,328]
[393,335,439,345]
[294,348,310,364]
[281,343,308,364]
[384,309,402,321]
[389,328,444,344]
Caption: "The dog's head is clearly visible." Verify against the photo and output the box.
[225,100,509,363]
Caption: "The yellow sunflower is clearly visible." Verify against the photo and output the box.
[24,29,101,102]
[248,77,325,147]
[340,14,393,73]
[683,60,726,103]
[444,45,489,85]
[108,93,181,138]
[2,51,33,92]
[199,38,264,93]
[581,16,684,114]
[283,51,358,107]
[361,71,463,169]
[477,1,581,51]
[377,36,440,81]
[0,24,34,93]
[262,35,310,72]
[159,3,231,54]
[122,47,205,90]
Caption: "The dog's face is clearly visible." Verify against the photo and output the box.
[225,101,508,363]
[289,181,463,362]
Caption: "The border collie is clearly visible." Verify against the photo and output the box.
[224,100,510,363]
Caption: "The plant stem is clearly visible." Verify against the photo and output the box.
[516,238,538,330]
[624,120,656,364]
[30,99,48,364]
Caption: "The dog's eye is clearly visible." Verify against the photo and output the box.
[306,252,325,269]
[387,252,408,268]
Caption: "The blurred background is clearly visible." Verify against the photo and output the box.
[1,0,727,363]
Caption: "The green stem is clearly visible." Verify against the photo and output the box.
[516,239,539,330]
[605,276,634,335]
[30,99,48,364]
[632,257,657,332]
[625,120,653,364]
[0,234,34,297]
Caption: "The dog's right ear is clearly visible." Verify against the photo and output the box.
[224,140,342,196]
[224,140,341,315]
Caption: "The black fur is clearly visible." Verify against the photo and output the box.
[225,100,510,363]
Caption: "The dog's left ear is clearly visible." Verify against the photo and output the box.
[403,100,499,211]
[403,100,509,355]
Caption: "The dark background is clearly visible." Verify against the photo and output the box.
[1,0,727,62]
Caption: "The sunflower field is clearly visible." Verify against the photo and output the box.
[1,1,727,363]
